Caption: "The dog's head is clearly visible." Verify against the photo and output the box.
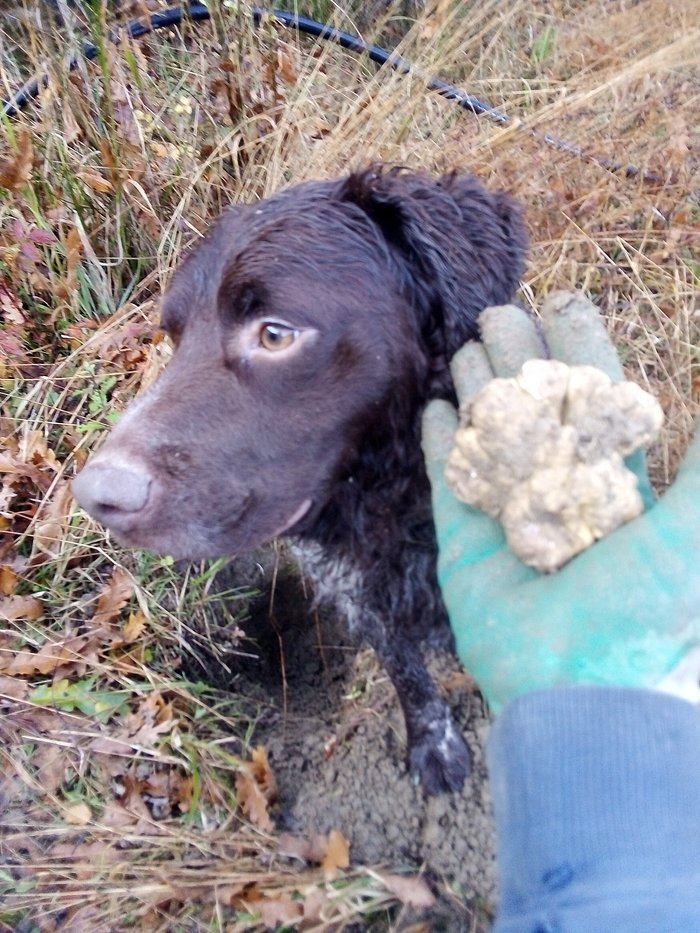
[73,168,526,559]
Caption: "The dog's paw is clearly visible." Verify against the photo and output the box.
[409,717,471,795]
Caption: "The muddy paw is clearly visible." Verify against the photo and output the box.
[409,717,471,795]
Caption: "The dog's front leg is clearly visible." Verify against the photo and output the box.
[363,613,471,795]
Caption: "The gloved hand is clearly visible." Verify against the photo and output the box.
[422,295,700,713]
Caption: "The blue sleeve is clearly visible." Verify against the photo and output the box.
[487,686,700,933]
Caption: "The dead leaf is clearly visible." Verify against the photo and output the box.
[0,282,24,325]
[32,481,75,558]
[33,741,70,794]
[278,829,350,878]
[77,171,115,195]
[87,734,138,756]
[110,81,143,153]
[277,832,315,862]
[277,829,346,869]
[92,566,134,629]
[0,594,44,622]
[235,747,277,832]
[0,130,33,190]
[100,795,166,835]
[25,227,57,247]
[236,768,273,833]
[0,327,26,364]
[259,894,302,928]
[322,829,350,880]
[420,0,451,39]
[301,887,331,925]
[0,674,28,700]
[0,565,18,595]
[210,882,251,908]
[277,47,297,84]
[377,872,436,909]
[121,610,147,644]
[63,802,92,826]
[249,745,277,800]
[173,774,193,813]
[90,691,176,755]
[55,225,84,300]
[0,634,87,675]
[99,139,120,187]
[18,430,60,473]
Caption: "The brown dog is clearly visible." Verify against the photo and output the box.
[73,167,526,794]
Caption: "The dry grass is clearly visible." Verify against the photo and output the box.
[0,0,698,929]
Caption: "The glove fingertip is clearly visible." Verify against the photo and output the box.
[478,304,548,378]
[450,342,495,405]
[422,400,459,475]
[541,291,625,380]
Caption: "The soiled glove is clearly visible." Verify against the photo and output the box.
[422,294,700,713]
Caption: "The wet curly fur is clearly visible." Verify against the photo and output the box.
[73,166,526,794]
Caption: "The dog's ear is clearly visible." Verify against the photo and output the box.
[337,167,527,380]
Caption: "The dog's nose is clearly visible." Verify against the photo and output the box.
[72,461,152,525]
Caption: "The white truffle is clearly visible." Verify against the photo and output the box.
[445,359,663,572]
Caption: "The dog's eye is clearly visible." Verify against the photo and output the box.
[259,323,299,351]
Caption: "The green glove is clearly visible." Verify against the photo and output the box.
[422,296,700,713]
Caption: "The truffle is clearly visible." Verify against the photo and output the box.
[445,359,663,572]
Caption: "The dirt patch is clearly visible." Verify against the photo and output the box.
[192,555,497,919]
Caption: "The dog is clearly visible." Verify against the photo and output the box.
[72,166,526,794]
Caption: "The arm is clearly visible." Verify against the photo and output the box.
[422,296,700,930]
[489,687,700,932]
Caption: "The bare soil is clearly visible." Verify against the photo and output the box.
[193,555,497,926]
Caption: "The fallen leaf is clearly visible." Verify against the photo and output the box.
[110,81,143,153]
[77,171,115,195]
[0,327,26,362]
[0,594,44,622]
[322,829,350,880]
[30,677,128,720]
[87,734,139,756]
[0,130,33,190]
[210,882,251,908]
[277,47,297,84]
[63,802,92,826]
[420,0,451,39]
[235,747,277,832]
[277,830,343,867]
[99,138,120,187]
[259,894,302,928]
[3,637,88,676]
[236,768,273,833]
[92,566,134,629]
[89,691,176,752]
[26,227,57,246]
[0,282,24,325]
[301,887,331,924]
[377,872,436,909]
[32,741,70,794]
[277,832,315,862]
[0,674,28,700]
[0,565,18,595]
[32,481,75,558]
[55,225,84,300]
[99,796,166,835]
[121,610,147,644]
[249,745,277,800]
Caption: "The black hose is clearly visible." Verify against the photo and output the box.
[2,3,507,123]
[1,2,657,182]
[2,2,210,117]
